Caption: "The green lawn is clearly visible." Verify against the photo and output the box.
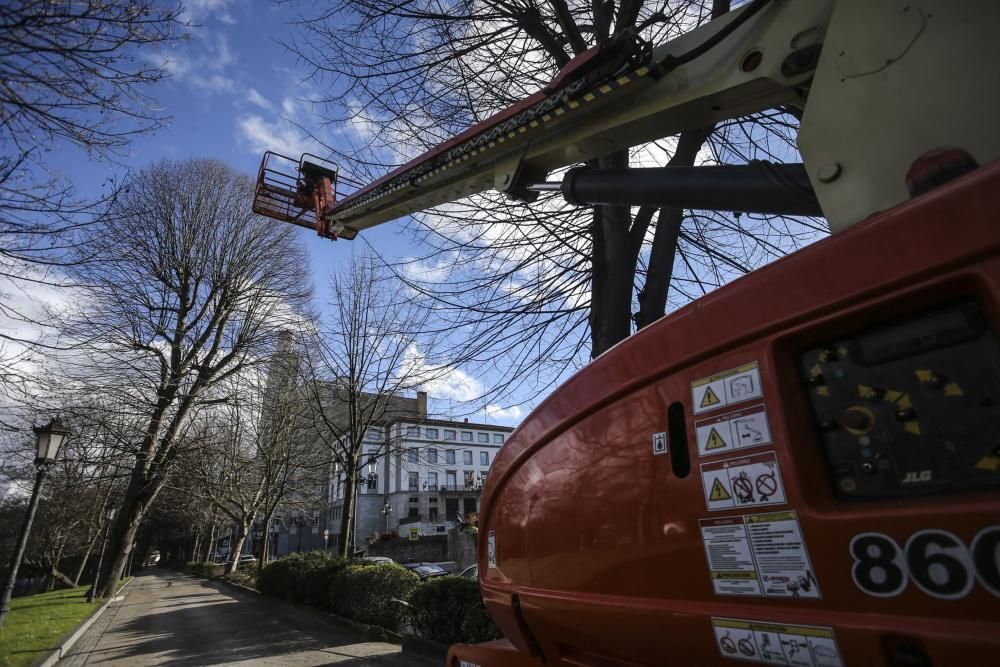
[0,587,100,667]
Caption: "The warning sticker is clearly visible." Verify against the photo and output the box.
[700,517,761,596]
[700,511,820,599]
[712,617,843,667]
[700,451,786,511]
[692,362,764,415]
[696,404,773,457]
[487,530,497,568]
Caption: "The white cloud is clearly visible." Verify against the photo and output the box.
[400,256,454,283]
[485,404,522,420]
[180,0,238,25]
[247,88,274,111]
[398,344,483,403]
[143,32,237,95]
[238,113,320,158]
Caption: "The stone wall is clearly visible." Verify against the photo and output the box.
[365,534,449,563]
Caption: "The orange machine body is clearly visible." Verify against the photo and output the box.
[450,162,1000,667]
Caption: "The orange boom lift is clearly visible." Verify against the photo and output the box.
[253,1,1000,665]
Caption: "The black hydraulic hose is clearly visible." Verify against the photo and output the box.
[557,161,822,217]
[649,0,775,78]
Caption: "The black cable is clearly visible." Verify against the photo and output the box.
[649,0,774,78]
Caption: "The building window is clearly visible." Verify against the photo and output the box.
[428,472,438,488]
[493,433,504,444]
[444,430,456,440]
[446,471,457,488]
[425,427,439,439]
[461,431,473,442]
[480,451,489,466]
[427,448,437,464]
[429,507,439,522]
[407,426,420,437]
[408,448,418,463]
[463,450,473,465]
[368,475,378,492]
[366,428,379,440]
[464,470,475,487]
[409,497,419,503]
[446,450,456,464]
[311,512,319,526]
[409,472,419,490]
[408,507,419,520]
[477,432,489,443]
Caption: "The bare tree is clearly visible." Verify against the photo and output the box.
[299,256,443,557]
[0,0,185,414]
[61,159,310,596]
[178,351,326,575]
[283,0,825,404]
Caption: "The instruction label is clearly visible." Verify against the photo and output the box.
[712,617,843,667]
[701,451,786,511]
[487,530,497,568]
[700,511,820,599]
[692,361,764,415]
[696,404,772,457]
[701,517,762,595]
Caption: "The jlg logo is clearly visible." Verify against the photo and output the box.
[901,470,932,483]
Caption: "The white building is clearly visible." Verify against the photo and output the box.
[328,417,515,552]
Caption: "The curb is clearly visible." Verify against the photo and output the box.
[402,636,451,664]
[31,578,133,667]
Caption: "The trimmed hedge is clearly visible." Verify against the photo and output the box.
[328,563,419,632]
[257,550,347,609]
[256,553,500,643]
[184,561,224,578]
[407,576,502,644]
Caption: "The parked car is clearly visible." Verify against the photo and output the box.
[402,562,450,580]
[360,556,394,564]
[459,564,478,580]
[236,554,257,566]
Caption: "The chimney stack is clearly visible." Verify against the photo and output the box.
[416,391,427,418]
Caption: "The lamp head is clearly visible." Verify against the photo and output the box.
[33,416,70,465]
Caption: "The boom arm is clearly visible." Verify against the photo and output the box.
[257,0,1000,238]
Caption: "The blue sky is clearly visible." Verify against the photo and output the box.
[59,0,404,266]
[40,0,526,425]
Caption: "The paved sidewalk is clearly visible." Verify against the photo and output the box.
[60,570,420,666]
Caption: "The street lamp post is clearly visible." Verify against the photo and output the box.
[87,506,117,603]
[382,499,392,534]
[0,417,71,628]
[350,458,377,556]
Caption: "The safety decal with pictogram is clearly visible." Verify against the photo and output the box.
[712,617,843,666]
[691,361,764,415]
[695,403,773,457]
[700,451,786,511]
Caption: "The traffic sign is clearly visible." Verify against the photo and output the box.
[409,526,420,541]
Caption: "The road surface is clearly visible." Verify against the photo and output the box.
[61,570,421,666]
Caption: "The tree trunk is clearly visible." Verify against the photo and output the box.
[226,517,252,575]
[73,529,100,586]
[48,539,67,591]
[191,528,201,563]
[590,150,640,357]
[96,470,160,597]
[338,475,358,558]
[205,524,217,562]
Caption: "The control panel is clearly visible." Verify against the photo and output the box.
[802,300,1000,500]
